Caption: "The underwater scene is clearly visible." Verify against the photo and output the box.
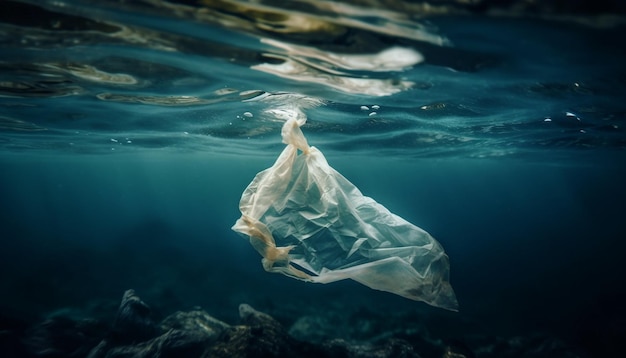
[1,0,625,357]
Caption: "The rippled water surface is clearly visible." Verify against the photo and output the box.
[2,0,625,158]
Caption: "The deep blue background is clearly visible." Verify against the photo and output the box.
[1,151,624,352]
[1,1,626,356]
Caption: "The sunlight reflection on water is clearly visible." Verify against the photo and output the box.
[0,0,625,158]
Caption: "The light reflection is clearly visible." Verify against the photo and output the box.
[253,58,414,96]
[0,116,46,131]
[260,38,423,72]
[43,63,138,85]
[95,88,267,106]
[96,93,207,106]
[3,0,444,98]
[192,0,443,95]
[198,0,449,45]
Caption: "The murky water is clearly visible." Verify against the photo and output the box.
[1,1,625,357]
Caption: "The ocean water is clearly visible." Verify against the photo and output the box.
[1,0,625,356]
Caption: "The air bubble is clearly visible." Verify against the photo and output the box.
[566,112,580,121]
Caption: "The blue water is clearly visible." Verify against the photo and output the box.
[1,0,625,356]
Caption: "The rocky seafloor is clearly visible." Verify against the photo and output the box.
[0,289,589,358]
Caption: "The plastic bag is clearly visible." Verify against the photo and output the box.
[232,113,458,311]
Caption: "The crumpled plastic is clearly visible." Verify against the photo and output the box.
[232,112,458,311]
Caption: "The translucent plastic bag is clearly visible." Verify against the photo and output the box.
[233,114,458,311]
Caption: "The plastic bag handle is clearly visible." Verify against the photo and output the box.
[281,118,310,154]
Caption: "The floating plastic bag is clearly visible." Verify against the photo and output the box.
[232,111,458,311]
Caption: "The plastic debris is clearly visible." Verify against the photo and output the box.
[232,109,458,311]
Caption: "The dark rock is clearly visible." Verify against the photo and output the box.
[323,338,420,358]
[289,306,435,345]
[441,339,475,358]
[86,340,109,358]
[160,309,230,342]
[88,296,227,358]
[110,289,159,345]
[289,315,336,343]
[398,331,445,358]
[98,329,212,358]
[288,308,440,357]
[17,290,588,358]
[203,303,324,358]
[238,303,281,328]
[23,316,106,358]
[86,289,160,358]
[0,330,26,358]
[0,313,29,358]
[460,334,583,358]
[503,334,581,358]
